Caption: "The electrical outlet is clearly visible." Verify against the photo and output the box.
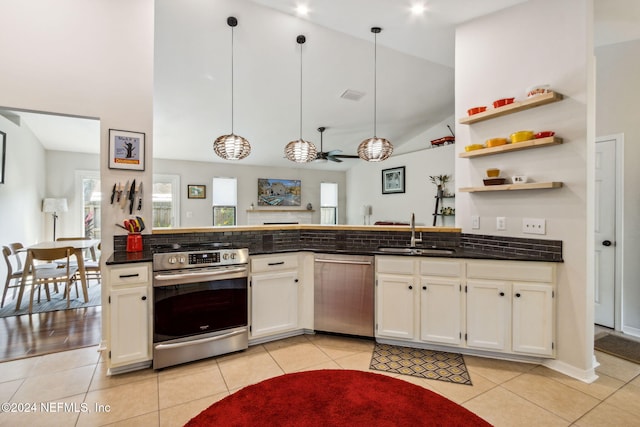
[496,216,506,230]
[523,218,546,235]
[471,215,480,229]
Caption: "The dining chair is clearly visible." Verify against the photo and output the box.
[20,247,79,313]
[2,244,28,308]
[55,237,99,285]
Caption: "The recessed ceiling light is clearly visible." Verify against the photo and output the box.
[410,3,426,15]
[296,4,309,16]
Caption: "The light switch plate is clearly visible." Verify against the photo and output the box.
[523,218,546,235]
[471,215,480,229]
[496,217,506,231]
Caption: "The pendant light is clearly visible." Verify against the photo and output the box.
[213,16,251,160]
[285,35,317,163]
[357,27,393,162]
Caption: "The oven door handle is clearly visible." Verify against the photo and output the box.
[154,329,247,350]
[154,266,247,282]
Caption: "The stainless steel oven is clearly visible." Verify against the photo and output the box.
[152,247,249,369]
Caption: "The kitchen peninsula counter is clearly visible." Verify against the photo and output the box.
[108,224,562,265]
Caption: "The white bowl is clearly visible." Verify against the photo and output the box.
[512,175,528,184]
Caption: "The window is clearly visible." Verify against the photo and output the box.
[77,171,101,239]
[320,182,338,225]
[212,177,237,226]
[153,174,180,228]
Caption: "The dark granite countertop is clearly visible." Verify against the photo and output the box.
[106,246,562,266]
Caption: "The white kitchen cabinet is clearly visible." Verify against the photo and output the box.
[466,280,511,352]
[106,263,152,372]
[376,273,416,340]
[467,260,556,357]
[512,282,554,356]
[250,254,302,340]
[420,278,463,345]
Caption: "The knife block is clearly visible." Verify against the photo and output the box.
[126,233,143,252]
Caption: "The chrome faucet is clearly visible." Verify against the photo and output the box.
[410,213,422,247]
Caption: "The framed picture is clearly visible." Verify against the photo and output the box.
[382,166,405,194]
[108,129,145,171]
[188,184,206,199]
[257,178,301,206]
[0,130,5,184]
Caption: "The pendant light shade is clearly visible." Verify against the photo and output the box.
[358,27,393,162]
[214,16,251,160]
[285,35,317,163]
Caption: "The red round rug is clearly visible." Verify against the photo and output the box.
[186,369,491,426]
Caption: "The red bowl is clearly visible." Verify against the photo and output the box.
[493,98,515,108]
[535,131,555,138]
[467,106,487,116]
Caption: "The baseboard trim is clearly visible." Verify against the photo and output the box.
[542,359,598,383]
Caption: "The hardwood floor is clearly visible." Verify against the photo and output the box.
[0,306,101,362]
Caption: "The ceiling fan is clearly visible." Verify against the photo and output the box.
[314,127,359,163]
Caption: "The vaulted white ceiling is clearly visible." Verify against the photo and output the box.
[7,0,639,171]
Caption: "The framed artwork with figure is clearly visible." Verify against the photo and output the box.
[109,129,145,171]
[382,166,405,194]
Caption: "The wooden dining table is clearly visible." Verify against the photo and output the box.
[15,239,100,310]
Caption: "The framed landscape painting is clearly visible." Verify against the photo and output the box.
[257,178,301,206]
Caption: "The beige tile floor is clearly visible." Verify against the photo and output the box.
[0,333,639,427]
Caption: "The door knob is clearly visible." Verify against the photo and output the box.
[602,240,612,247]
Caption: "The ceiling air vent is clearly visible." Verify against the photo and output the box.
[340,89,365,101]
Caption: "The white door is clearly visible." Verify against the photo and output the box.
[466,280,510,351]
[110,286,150,366]
[420,277,462,345]
[594,138,617,327]
[376,274,415,340]
[250,271,298,338]
[512,282,554,356]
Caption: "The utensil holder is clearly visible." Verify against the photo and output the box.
[126,233,143,252]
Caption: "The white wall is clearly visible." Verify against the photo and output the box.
[154,158,346,226]
[346,143,455,227]
[0,114,46,282]
[596,39,640,335]
[456,0,593,378]
[0,0,155,262]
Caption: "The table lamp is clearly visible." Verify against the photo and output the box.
[42,198,68,240]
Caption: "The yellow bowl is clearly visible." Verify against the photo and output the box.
[510,130,534,143]
[486,138,507,148]
[464,144,484,152]
[486,168,500,177]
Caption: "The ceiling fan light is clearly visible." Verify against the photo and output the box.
[358,137,393,162]
[285,139,317,163]
[214,133,251,160]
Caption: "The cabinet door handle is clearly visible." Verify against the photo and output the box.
[515,293,521,298]
[499,292,505,297]
[422,286,427,290]
[294,279,299,283]
[268,261,285,266]
[119,273,140,279]
[408,285,413,290]
[141,296,147,301]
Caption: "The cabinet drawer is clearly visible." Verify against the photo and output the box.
[109,264,149,286]
[376,256,415,275]
[251,254,298,273]
[419,259,463,277]
[466,261,554,283]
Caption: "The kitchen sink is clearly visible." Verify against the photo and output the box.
[377,246,455,255]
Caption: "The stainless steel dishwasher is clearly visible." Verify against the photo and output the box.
[314,253,374,338]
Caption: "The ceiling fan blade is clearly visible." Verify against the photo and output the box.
[326,149,343,156]
[327,155,343,163]
[332,154,359,159]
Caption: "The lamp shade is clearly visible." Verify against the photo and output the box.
[42,198,68,213]
[213,134,251,160]
[285,139,317,163]
[357,137,393,162]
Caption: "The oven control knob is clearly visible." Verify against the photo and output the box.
[230,253,236,260]
[223,253,229,260]
[168,256,177,264]
[178,256,187,264]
